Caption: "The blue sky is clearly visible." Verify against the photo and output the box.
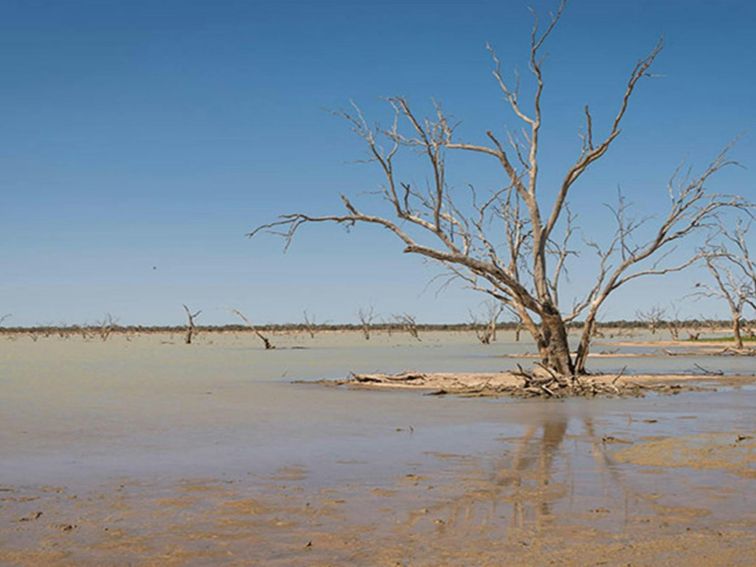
[1,0,754,326]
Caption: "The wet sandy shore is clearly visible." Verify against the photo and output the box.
[1,331,754,565]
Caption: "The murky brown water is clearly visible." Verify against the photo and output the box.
[1,331,754,565]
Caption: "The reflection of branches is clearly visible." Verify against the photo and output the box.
[507,419,567,528]
[398,415,569,535]
[582,417,648,526]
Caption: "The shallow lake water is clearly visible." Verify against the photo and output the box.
[0,330,754,565]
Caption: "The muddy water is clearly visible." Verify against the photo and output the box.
[1,331,754,565]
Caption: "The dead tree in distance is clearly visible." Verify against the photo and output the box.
[302,310,318,338]
[636,305,666,336]
[395,313,421,341]
[695,219,755,349]
[95,313,118,342]
[470,300,504,344]
[182,305,201,345]
[357,306,377,340]
[251,1,745,376]
[232,309,275,350]
[664,304,683,341]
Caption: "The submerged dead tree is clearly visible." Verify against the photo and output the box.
[232,309,275,349]
[95,313,118,342]
[251,1,744,377]
[636,305,666,336]
[302,310,318,338]
[663,305,683,340]
[470,300,505,344]
[395,313,421,341]
[357,306,377,340]
[182,304,201,345]
[695,219,755,349]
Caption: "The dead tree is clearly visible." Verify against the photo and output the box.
[695,219,755,349]
[664,304,683,340]
[182,304,201,345]
[636,305,666,336]
[231,309,275,349]
[470,300,504,344]
[302,310,318,338]
[0,314,10,326]
[383,317,394,337]
[357,306,376,340]
[512,311,524,342]
[395,313,421,341]
[251,1,745,377]
[95,313,117,342]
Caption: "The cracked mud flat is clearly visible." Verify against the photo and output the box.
[1,331,754,565]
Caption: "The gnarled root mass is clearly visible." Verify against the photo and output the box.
[306,369,715,399]
[508,365,644,398]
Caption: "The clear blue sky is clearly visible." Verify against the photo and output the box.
[1,0,754,326]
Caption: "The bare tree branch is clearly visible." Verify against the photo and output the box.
[251,2,745,378]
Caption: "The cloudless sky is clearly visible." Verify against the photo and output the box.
[1,0,754,326]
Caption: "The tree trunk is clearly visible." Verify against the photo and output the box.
[573,315,598,376]
[537,312,575,376]
[732,313,743,349]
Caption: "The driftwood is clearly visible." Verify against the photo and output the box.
[351,371,428,384]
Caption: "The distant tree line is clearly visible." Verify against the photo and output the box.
[0,318,749,335]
